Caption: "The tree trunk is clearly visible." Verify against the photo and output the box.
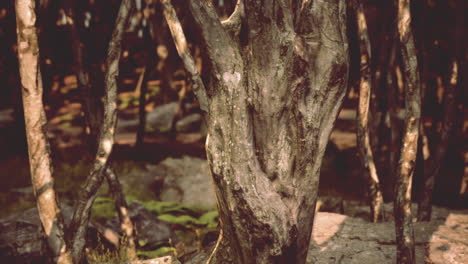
[15,0,73,263]
[355,0,384,223]
[394,0,421,263]
[177,1,349,263]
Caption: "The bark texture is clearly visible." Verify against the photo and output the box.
[69,0,134,262]
[355,0,384,223]
[394,0,421,263]
[66,1,137,258]
[179,1,349,263]
[15,0,73,263]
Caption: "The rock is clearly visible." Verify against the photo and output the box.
[185,209,468,264]
[308,210,468,264]
[150,156,216,210]
[175,113,202,133]
[342,202,452,222]
[112,165,160,201]
[146,102,178,132]
[116,102,178,133]
[104,202,177,248]
[0,208,48,264]
[0,203,102,263]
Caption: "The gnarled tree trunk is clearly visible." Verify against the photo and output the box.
[171,1,349,263]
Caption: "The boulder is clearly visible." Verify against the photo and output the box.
[104,202,177,248]
[308,209,468,264]
[175,113,202,133]
[0,203,102,264]
[146,103,178,132]
[117,102,178,133]
[150,156,216,210]
[185,208,468,264]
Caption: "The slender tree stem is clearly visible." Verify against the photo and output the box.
[394,0,421,263]
[69,0,134,262]
[15,0,73,262]
[355,0,385,222]
[160,0,209,112]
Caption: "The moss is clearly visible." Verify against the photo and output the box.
[91,196,117,223]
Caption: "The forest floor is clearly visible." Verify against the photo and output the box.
[0,75,466,263]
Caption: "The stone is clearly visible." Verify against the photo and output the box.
[0,203,102,263]
[185,209,468,264]
[116,102,178,133]
[175,113,202,133]
[104,202,177,248]
[150,156,216,210]
[146,102,178,132]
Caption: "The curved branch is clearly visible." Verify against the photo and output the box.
[221,0,244,36]
[69,0,134,262]
[187,1,242,75]
[355,0,384,223]
[160,0,209,112]
[394,0,421,263]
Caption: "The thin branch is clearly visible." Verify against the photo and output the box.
[160,0,209,112]
[15,0,72,262]
[221,0,244,36]
[394,0,421,263]
[355,0,384,223]
[69,0,134,262]
[105,168,137,260]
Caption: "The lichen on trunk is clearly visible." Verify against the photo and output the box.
[181,1,349,263]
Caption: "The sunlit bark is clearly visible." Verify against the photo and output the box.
[15,0,73,263]
[394,0,421,263]
[355,0,384,223]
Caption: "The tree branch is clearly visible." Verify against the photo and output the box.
[160,0,209,112]
[69,0,134,262]
[355,0,384,222]
[394,0,421,263]
[187,1,242,76]
[221,0,244,37]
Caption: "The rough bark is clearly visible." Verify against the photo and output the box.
[354,0,384,223]
[15,0,73,263]
[179,1,349,263]
[63,0,137,259]
[394,0,421,263]
[69,0,134,262]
